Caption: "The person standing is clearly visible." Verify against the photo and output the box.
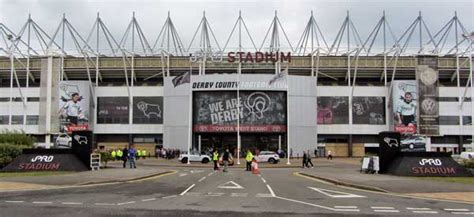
[212,149,219,171]
[122,146,129,168]
[306,150,314,168]
[327,150,333,160]
[223,148,231,172]
[129,145,137,168]
[245,150,254,171]
[302,151,308,168]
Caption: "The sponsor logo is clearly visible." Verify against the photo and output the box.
[421,98,437,115]
[419,66,438,86]
[136,101,162,118]
[419,158,442,166]
[31,155,54,163]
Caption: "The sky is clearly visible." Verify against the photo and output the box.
[0,0,472,55]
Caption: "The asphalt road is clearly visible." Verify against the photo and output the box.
[0,166,472,217]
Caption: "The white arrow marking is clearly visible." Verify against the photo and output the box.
[308,187,366,198]
[218,181,244,189]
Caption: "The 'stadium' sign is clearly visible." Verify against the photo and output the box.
[1,149,88,172]
[386,152,472,177]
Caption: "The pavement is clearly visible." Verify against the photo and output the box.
[0,166,472,216]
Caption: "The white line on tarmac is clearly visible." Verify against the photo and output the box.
[407,207,431,210]
[374,210,400,213]
[61,202,83,205]
[231,193,248,197]
[445,209,471,212]
[334,206,358,209]
[94,203,115,206]
[451,212,474,215]
[198,177,206,182]
[261,178,267,183]
[275,196,356,212]
[32,201,53,204]
[413,211,439,214]
[256,194,274,198]
[141,198,156,202]
[180,184,195,196]
[117,201,136,205]
[371,206,395,209]
[5,201,24,203]
[162,195,177,199]
[266,184,275,197]
[206,193,224,197]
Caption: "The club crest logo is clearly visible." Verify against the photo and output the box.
[244,92,271,119]
[136,101,162,118]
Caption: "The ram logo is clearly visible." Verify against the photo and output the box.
[383,137,399,148]
[73,135,88,145]
[136,101,162,118]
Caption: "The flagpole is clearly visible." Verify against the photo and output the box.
[187,69,192,164]
[286,63,290,165]
[237,64,241,165]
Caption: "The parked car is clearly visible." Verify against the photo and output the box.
[401,136,426,152]
[460,152,474,160]
[255,151,280,164]
[55,134,72,149]
[178,151,211,164]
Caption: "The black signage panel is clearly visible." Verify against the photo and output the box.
[378,131,401,173]
[2,149,88,172]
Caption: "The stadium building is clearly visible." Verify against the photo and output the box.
[0,12,473,157]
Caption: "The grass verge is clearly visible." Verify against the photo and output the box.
[0,171,72,177]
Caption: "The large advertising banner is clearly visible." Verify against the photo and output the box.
[352,97,386,125]
[97,97,129,124]
[193,91,286,133]
[317,97,349,124]
[133,97,163,124]
[58,81,90,133]
[417,56,439,135]
[392,81,417,134]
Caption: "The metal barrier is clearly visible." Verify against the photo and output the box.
[90,153,101,171]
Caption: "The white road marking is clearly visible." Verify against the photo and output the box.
[61,202,83,205]
[206,192,224,197]
[218,181,244,189]
[261,178,267,183]
[32,201,53,204]
[190,170,203,174]
[257,174,261,177]
[256,193,273,198]
[275,196,358,212]
[445,209,471,212]
[374,210,400,213]
[231,193,248,197]
[184,192,201,196]
[162,195,177,199]
[266,184,276,197]
[117,201,136,205]
[371,206,395,209]
[94,203,115,206]
[413,211,439,214]
[334,206,358,209]
[198,177,206,182]
[407,207,431,210]
[179,173,188,177]
[309,187,366,198]
[141,198,156,202]
[5,201,24,203]
[451,212,474,215]
[180,184,196,196]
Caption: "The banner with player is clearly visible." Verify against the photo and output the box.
[58,81,90,133]
[391,80,417,134]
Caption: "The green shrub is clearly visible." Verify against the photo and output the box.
[0,143,29,167]
[460,158,474,168]
[0,130,35,147]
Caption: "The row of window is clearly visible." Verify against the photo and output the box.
[0,115,39,125]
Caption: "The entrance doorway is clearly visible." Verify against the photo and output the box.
[194,133,286,157]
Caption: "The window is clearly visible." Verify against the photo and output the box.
[27,97,40,102]
[26,116,39,125]
[0,116,8,125]
[11,116,23,125]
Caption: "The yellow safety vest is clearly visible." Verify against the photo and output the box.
[117,150,123,157]
[111,151,116,158]
[213,152,219,161]
[245,152,254,162]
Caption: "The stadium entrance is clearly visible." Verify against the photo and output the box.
[194,133,287,156]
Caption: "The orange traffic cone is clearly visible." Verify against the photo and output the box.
[251,160,260,174]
